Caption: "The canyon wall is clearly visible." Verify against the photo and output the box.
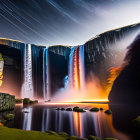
[0,23,140,99]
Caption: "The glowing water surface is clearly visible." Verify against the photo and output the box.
[1,103,133,140]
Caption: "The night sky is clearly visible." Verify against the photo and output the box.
[0,0,140,46]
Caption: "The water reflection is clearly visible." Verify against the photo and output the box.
[42,108,50,132]
[5,103,131,139]
[22,107,32,130]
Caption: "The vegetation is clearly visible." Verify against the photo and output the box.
[23,98,38,105]
[0,126,117,140]
[4,114,14,121]
[100,108,103,111]
[66,136,86,140]
[90,108,99,112]
[61,108,65,111]
[0,53,4,61]
[0,126,65,140]
[104,110,112,114]
[15,98,23,104]
[132,116,140,128]
[88,135,100,140]
[58,132,69,138]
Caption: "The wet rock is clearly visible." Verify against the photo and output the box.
[90,107,99,112]
[100,108,103,111]
[105,110,112,114]
[23,98,38,105]
[73,107,79,111]
[66,108,72,111]
[23,98,30,104]
[61,108,65,111]
[73,107,85,112]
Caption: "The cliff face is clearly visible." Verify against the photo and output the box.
[48,46,71,95]
[84,23,140,83]
[48,45,71,59]
[31,45,46,99]
[0,40,71,98]
[109,34,140,104]
[0,43,23,97]
[0,23,140,99]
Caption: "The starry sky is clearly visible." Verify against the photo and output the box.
[0,0,140,46]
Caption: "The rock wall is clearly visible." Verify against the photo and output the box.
[0,44,22,97]
[84,23,140,83]
[0,93,15,112]
[109,33,140,104]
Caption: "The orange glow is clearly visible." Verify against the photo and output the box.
[0,122,3,126]
[105,66,123,95]
[73,46,80,90]
[44,102,109,106]
[73,112,82,137]
[52,73,109,102]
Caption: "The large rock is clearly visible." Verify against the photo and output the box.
[109,33,140,104]
[0,93,15,112]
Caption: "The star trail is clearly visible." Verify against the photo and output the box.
[0,0,140,46]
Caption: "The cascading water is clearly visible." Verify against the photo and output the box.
[22,44,34,99]
[79,45,85,91]
[68,45,85,91]
[42,48,50,100]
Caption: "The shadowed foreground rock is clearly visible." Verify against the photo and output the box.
[109,33,140,104]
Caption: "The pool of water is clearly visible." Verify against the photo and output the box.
[1,103,140,140]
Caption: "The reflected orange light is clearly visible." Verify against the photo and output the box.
[73,112,82,137]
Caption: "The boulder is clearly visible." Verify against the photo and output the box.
[90,108,99,112]
[73,107,85,112]
[66,108,72,111]
[105,110,112,114]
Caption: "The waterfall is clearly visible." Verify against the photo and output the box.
[79,45,85,91]
[22,44,34,99]
[42,48,50,100]
[68,45,85,91]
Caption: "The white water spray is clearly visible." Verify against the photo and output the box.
[21,44,34,99]
[43,48,50,100]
